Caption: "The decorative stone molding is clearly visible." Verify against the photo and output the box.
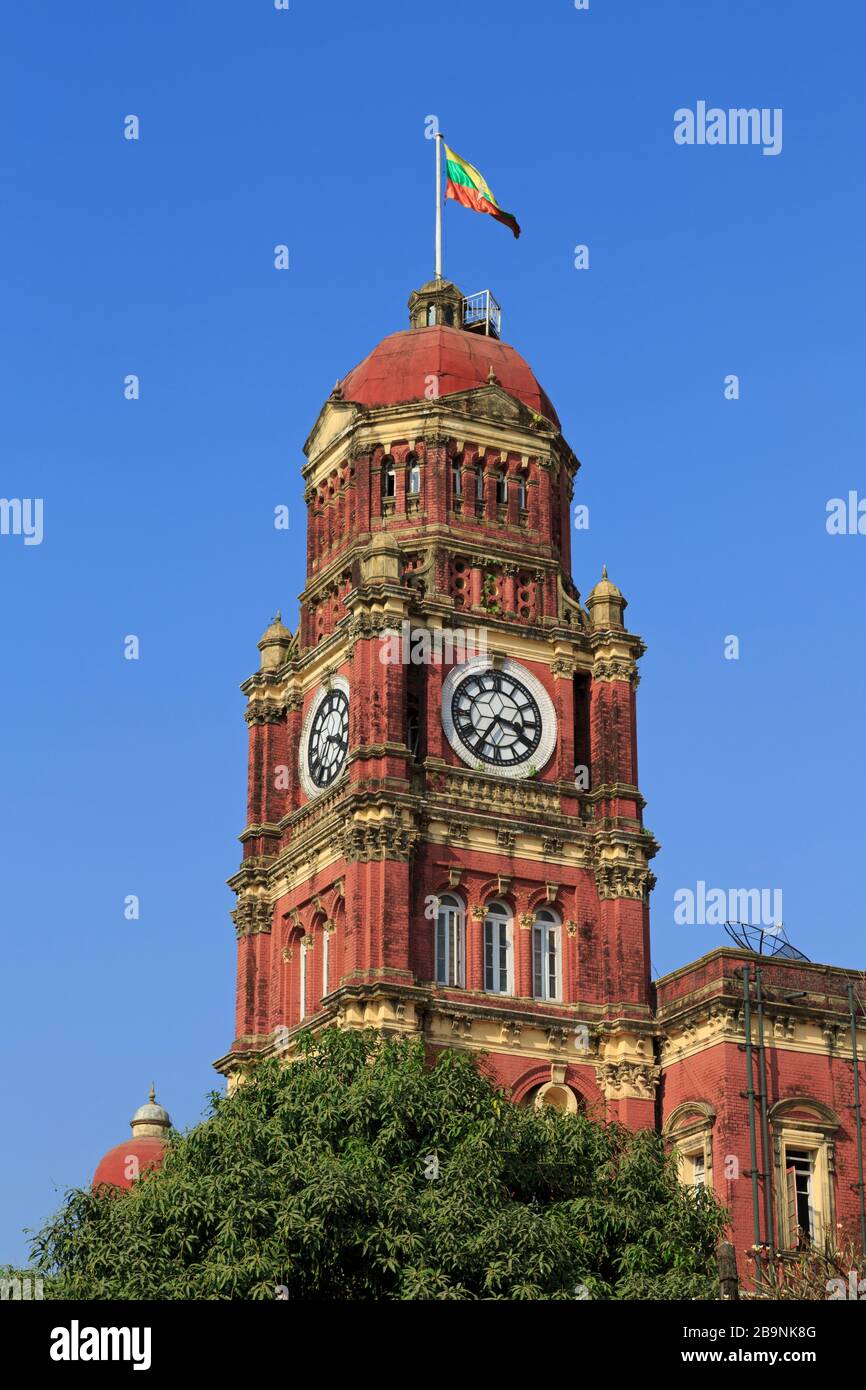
[497,828,516,851]
[550,659,576,680]
[541,835,564,857]
[499,1020,522,1046]
[518,912,534,931]
[470,905,485,921]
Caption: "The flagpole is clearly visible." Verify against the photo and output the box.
[435,132,443,280]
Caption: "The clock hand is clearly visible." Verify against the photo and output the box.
[497,717,526,735]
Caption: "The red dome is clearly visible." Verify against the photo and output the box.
[340,325,560,429]
[92,1137,167,1190]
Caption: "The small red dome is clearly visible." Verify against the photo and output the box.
[92,1137,167,1190]
[340,325,560,429]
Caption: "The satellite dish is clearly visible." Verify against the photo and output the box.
[723,921,810,962]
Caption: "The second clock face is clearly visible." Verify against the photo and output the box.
[441,657,557,778]
[300,678,350,797]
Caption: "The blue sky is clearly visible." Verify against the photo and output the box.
[1,0,864,1265]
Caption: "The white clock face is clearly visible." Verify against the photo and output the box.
[441,657,557,778]
[299,677,350,798]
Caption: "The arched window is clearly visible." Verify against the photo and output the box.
[475,465,485,501]
[407,455,421,495]
[381,457,396,499]
[426,304,436,326]
[532,908,561,1001]
[769,1098,841,1251]
[483,900,513,994]
[451,454,463,499]
[435,893,465,987]
[495,469,508,505]
[299,936,309,1021]
[321,926,330,999]
[516,474,527,510]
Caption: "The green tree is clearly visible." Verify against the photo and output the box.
[31,1030,726,1300]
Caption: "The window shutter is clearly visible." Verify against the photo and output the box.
[785,1165,798,1248]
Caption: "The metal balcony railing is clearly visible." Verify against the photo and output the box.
[462,289,501,338]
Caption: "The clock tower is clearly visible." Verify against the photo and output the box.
[216,279,659,1127]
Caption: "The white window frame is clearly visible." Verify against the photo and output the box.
[435,893,465,988]
[382,458,396,499]
[495,470,508,505]
[532,909,561,1001]
[781,1141,824,1249]
[483,901,513,995]
[299,939,307,1021]
[322,928,330,998]
[407,458,421,495]
[516,475,527,509]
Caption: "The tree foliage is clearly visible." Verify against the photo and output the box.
[31,1030,726,1300]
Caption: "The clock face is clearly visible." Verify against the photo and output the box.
[451,670,542,767]
[441,657,557,778]
[299,678,350,797]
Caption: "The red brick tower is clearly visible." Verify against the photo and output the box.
[215,279,659,1126]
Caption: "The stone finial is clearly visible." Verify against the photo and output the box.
[130,1085,171,1139]
[586,566,627,630]
[258,611,293,670]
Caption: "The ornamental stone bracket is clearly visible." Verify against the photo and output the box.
[447,1013,473,1039]
[231,894,273,939]
[594,861,656,902]
[245,697,291,725]
[594,1060,660,1101]
[338,819,421,864]
[541,835,564,857]
[499,1020,523,1047]
[591,657,640,685]
[344,610,406,645]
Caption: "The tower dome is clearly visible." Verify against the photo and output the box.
[339,280,560,428]
[92,1085,171,1191]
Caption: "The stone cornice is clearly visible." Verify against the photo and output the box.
[303,395,576,479]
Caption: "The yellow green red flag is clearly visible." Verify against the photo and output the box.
[443,143,521,239]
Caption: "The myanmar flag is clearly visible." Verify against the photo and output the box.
[444,143,521,239]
